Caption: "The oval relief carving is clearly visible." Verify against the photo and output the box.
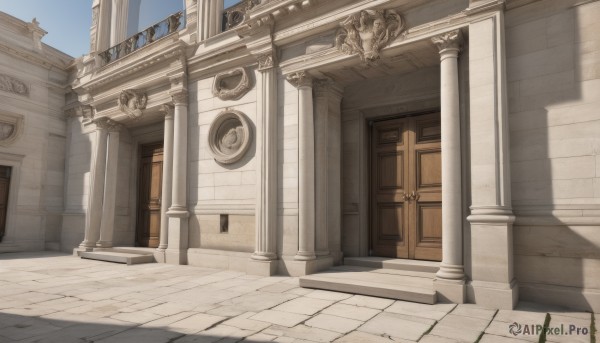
[208,110,252,164]
[0,112,24,147]
[212,67,251,101]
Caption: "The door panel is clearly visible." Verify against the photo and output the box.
[371,118,409,258]
[371,113,442,261]
[0,166,10,242]
[136,143,163,248]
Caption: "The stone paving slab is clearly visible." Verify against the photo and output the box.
[0,252,597,343]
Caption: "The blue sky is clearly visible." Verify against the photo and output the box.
[0,0,242,58]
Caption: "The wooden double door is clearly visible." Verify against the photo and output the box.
[136,143,164,248]
[370,113,442,261]
[0,166,11,243]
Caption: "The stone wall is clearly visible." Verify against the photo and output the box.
[0,19,70,252]
[506,0,600,310]
[188,71,259,252]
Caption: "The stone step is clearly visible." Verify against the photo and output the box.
[344,257,440,274]
[299,265,436,304]
[80,251,155,265]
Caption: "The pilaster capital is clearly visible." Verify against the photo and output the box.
[431,30,463,55]
[93,117,112,131]
[257,52,277,71]
[314,78,343,100]
[160,104,175,119]
[286,71,313,89]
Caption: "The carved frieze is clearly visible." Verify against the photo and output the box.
[0,112,24,147]
[0,74,29,96]
[212,68,252,101]
[117,89,147,119]
[335,9,406,66]
[208,109,252,165]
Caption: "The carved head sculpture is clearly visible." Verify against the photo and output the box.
[117,89,147,119]
[336,9,406,66]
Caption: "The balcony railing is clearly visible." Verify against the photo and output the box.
[98,11,184,65]
[222,0,260,31]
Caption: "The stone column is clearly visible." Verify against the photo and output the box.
[432,30,466,303]
[166,91,189,265]
[466,12,517,309]
[249,53,279,275]
[198,0,223,41]
[79,118,110,250]
[288,72,316,261]
[97,121,122,248]
[313,81,330,256]
[110,0,129,46]
[157,105,174,252]
[96,0,112,52]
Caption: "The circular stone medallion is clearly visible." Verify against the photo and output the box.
[208,110,252,164]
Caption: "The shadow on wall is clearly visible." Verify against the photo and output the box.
[507,0,599,310]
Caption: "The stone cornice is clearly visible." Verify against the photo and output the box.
[0,42,70,71]
[76,38,188,92]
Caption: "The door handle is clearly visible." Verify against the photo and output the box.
[402,193,410,202]
[409,191,420,201]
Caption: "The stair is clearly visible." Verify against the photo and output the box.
[79,247,155,265]
[299,258,439,304]
[344,256,440,273]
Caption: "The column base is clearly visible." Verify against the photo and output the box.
[434,278,466,303]
[467,279,518,310]
[294,251,316,261]
[154,249,166,263]
[436,263,465,280]
[247,259,278,276]
[279,255,333,276]
[165,213,189,265]
[96,241,113,248]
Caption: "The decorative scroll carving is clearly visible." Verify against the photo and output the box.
[212,68,252,101]
[335,9,406,66]
[208,109,252,164]
[431,30,462,53]
[117,89,147,119]
[0,113,24,147]
[0,74,29,96]
[286,71,313,88]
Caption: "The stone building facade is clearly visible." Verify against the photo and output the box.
[2,0,600,312]
[0,12,73,253]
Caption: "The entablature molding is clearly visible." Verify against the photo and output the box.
[75,39,188,92]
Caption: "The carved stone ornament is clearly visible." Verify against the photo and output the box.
[208,109,252,164]
[0,113,24,147]
[257,54,275,70]
[0,74,29,96]
[335,9,406,66]
[431,30,463,53]
[212,68,252,101]
[286,71,313,88]
[117,89,147,119]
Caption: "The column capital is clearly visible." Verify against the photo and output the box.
[171,91,188,105]
[286,71,313,89]
[432,29,463,55]
[160,104,175,119]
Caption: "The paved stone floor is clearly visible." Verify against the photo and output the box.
[0,252,597,343]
